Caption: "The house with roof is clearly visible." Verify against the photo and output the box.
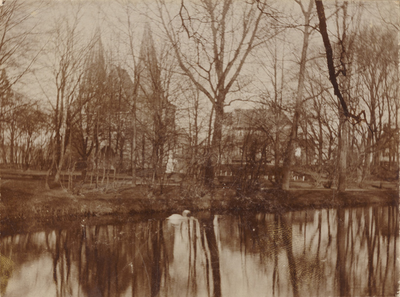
[218,107,319,181]
[221,108,291,167]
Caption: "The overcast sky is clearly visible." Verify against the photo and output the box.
[11,0,398,115]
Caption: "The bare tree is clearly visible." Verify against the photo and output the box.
[0,0,43,87]
[45,3,94,185]
[303,65,336,186]
[314,0,395,190]
[281,0,315,190]
[107,0,142,186]
[71,29,108,185]
[13,103,45,169]
[0,0,44,168]
[176,80,210,182]
[135,28,178,189]
[255,20,294,186]
[156,0,272,187]
[0,69,14,163]
[352,26,398,184]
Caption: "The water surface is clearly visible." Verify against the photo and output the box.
[1,205,398,297]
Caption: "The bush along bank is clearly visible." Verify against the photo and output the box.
[1,180,398,229]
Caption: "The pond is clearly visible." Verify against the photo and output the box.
[1,205,398,297]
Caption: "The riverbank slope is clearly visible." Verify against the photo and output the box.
[1,171,398,233]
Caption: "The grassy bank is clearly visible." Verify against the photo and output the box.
[1,172,398,233]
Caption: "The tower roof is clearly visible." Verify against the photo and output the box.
[138,23,158,75]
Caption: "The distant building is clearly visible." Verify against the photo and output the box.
[74,26,176,176]
[134,23,176,175]
[222,108,291,167]
[295,131,317,166]
[376,124,399,169]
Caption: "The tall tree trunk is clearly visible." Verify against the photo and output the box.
[142,134,145,170]
[274,127,280,179]
[1,133,6,164]
[396,103,399,166]
[363,129,373,184]
[337,111,347,192]
[9,124,14,164]
[316,0,356,192]
[205,101,223,187]
[272,38,284,184]
[386,95,392,170]
[54,85,65,183]
[337,0,350,192]
[24,136,31,170]
[45,138,57,189]
[131,103,137,186]
[54,132,66,183]
[0,115,6,164]
[318,113,323,173]
[304,120,309,165]
[281,0,314,190]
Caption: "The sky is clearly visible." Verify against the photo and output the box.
[7,0,399,116]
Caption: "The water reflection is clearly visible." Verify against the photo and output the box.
[1,205,398,297]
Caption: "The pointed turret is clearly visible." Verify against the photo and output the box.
[138,23,158,73]
[88,27,106,77]
[137,23,161,106]
[79,27,107,102]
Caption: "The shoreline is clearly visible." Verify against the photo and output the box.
[1,176,398,234]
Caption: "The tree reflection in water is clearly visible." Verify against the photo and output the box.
[164,212,221,297]
[201,215,221,297]
[336,207,349,296]
[0,205,398,297]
